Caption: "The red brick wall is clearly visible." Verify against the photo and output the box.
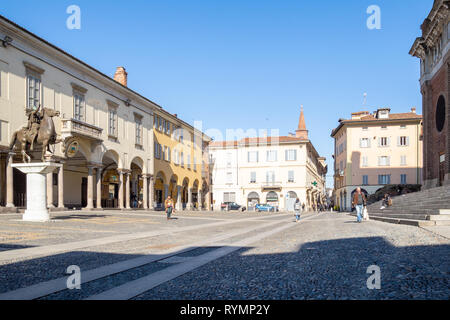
[422,57,449,185]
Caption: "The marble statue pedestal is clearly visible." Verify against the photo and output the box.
[12,162,62,222]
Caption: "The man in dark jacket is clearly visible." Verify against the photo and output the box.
[352,188,366,223]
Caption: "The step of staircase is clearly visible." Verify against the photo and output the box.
[348,213,450,226]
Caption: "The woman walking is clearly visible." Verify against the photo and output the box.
[294,198,302,222]
[164,195,174,220]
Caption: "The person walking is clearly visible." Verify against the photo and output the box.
[164,195,174,220]
[294,198,302,222]
[352,187,366,223]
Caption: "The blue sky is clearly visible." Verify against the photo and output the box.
[1,0,432,186]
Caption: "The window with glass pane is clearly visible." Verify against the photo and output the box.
[73,93,85,121]
[109,109,117,137]
[267,150,277,162]
[181,152,184,166]
[400,155,407,166]
[266,171,275,183]
[285,149,297,161]
[288,170,294,182]
[250,171,256,183]
[135,119,142,145]
[187,155,191,169]
[378,175,390,184]
[363,175,368,185]
[362,156,368,167]
[378,156,389,166]
[399,136,408,146]
[27,74,41,109]
[360,138,369,148]
[401,174,407,184]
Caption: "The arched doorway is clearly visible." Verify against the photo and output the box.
[266,191,279,209]
[130,160,143,208]
[247,192,260,211]
[169,174,178,206]
[64,147,89,208]
[181,177,189,210]
[101,151,120,208]
[154,171,166,209]
[192,179,199,210]
[285,191,298,212]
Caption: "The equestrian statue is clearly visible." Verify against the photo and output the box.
[9,104,61,163]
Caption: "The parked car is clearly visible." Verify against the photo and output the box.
[255,203,276,212]
[221,202,246,212]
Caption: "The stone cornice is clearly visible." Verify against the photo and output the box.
[410,0,450,58]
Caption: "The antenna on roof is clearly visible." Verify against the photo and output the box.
[363,92,367,106]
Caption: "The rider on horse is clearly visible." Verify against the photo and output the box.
[25,104,43,151]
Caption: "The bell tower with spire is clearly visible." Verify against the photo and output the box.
[295,105,308,139]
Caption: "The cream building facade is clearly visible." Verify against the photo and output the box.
[331,108,423,211]
[0,15,210,211]
[210,108,327,211]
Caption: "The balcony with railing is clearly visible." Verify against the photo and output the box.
[61,118,103,141]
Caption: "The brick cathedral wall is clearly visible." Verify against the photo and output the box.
[423,59,449,184]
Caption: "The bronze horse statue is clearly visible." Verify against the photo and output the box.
[10,107,61,162]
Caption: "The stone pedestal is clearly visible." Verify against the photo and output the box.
[12,162,62,222]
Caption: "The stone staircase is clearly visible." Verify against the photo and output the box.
[355,185,450,226]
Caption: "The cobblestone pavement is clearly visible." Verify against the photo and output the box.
[0,210,448,300]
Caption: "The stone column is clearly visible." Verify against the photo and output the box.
[86,166,94,209]
[47,170,55,208]
[96,167,102,209]
[176,185,182,211]
[187,188,193,210]
[143,174,148,209]
[57,162,65,209]
[149,176,154,210]
[198,189,203,210]
[205,190,211,211]
[6,152,14,208]
[125,172,131,209]
[118,170,124,209]
[12,163,61,222]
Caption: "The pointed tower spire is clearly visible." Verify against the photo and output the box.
[295,105,308,139]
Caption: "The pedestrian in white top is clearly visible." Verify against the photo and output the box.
[294,198,302,222]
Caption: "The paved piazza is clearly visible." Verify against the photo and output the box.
[0,210,448,300]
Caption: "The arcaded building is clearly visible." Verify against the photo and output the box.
[0,15,210,211]
[410,0,450,188]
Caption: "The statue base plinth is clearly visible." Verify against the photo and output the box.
[12,162,62,222]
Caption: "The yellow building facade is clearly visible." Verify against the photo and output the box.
[152,110,211,210]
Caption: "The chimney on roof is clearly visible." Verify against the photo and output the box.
[173,113,177,118]
[295,105,308,139]
[411,107,416,114]
[113,67,128,87]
